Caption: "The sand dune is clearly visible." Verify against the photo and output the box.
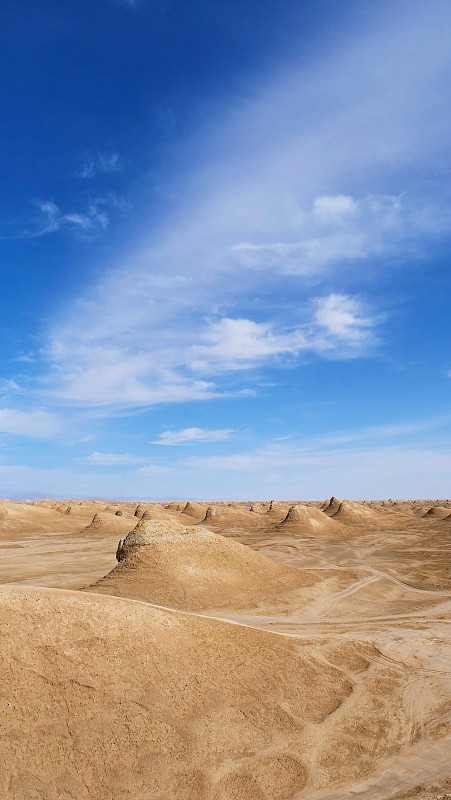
[165,500,185,511]
[250,501,271,513]
[180,500,210,522]
[88,518,342,613]
[322,496,343,515]
[83,511,134,535]
[423,506,451,518]
[201,504,268,528]
[0,497,450,800]
[0,499,94,536]
[328,498,413,529]
[265,499,292,518]
[2,584,450,800]
[278,503,347,536]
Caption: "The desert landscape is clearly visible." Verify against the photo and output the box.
[0,496,450,799]
[3,0,451,797]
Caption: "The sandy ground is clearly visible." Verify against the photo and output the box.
[0,497,450,799]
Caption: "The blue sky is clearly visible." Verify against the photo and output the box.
[1,0,451,499]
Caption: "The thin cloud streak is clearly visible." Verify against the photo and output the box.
[74,152,123,179]
[152,427,235,445]
[0,408,61,438]
[0,194,130,241]
[313,416,451,447]
[81,451,147,465]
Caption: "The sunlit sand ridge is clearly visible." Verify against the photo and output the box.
[0,496,450,799]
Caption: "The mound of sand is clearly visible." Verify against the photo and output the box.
[267,500,291,514]
[278,504,347,536]
[180,501,209,522]
[412,505,429,515]
[0,500,94,536]
[133,503,147,518]
[2,584,416,800]
[89,518,327,613]
[201,505,266,529]
[329,498,411,528]
[165,501,185,511]
[250,502,270,513]
[322,496,342,516]
[83,513,133,536]
[331,499,379,521]
[104,504,121,513]
[423,506,451,518]
[85,512,108,528]
[77,501,103,512]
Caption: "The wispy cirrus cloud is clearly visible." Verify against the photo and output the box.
[81,451,146,465]
[31,1,451,415]
[0,379,20,395]
[74,151,123,179]
[46,292,375,408]
[0,194,130,241]
[231,193,415,276]
[0,408,60,438]
[315,416,451,447]
[152,427,235,445]
[180,441,451,499]
[181,414,451,477]
[136,463,174,475]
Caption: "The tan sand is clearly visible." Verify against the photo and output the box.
[2,584,450,800]
[0,497,449,800]
[88,518,354,614]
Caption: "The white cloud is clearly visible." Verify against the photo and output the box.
[30,2,451,413]
[0,408,60,438]
[189,318,306,373]
[45,292,374,407]
[152,427,234,445]
[178,413,451,497]
[315,416,451,446]
[31,198,106,239]
[49,344,218,406]
[0,194,129,242]
[1,432,450,500]
[81,451,146,465]
[13,353,36,364]
[75,152,123,179]
[136,463,173,475]
[231,194,408,275]
[180,441,451,499]
[0,379,20,394]
[72,434,98,445]
[312,194,357,220]
[312,294,375,349]
[189,295,375,374]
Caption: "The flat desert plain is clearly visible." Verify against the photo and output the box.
[0,497,450,800]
